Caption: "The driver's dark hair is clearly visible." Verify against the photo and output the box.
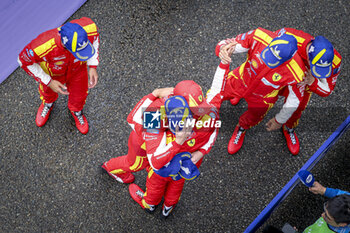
[326,194,350,224]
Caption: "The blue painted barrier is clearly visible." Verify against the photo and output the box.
[244,115,350,233]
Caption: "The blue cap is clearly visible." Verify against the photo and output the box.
[308,36,334,78]
[165,96,193,134]
[153,152,200,181]
[155,154,182,178]
[261,34,298,68]
[298,170,315,187]
[60,22,95,61]
[178,157,200,180]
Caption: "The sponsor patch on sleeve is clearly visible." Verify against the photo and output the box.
[278,28,286,36]
[209,112,216,120]
[21,53,31,63]
[146,128,160,134]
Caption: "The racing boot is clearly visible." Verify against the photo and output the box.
[129,184,156,213]
[101,162,135,184]
[229,97,241,106]
[227,125,246,154]
[282,125,300,155]
[70,110,89,134]
[36,102,54,127]
[160,204,175,219]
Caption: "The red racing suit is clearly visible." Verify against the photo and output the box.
[105,88,223,207]
[274,28,342,128]
[215,28,307,129]
[18,17,100,112]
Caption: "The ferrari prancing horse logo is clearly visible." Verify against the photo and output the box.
[198,95,203,102]
[187,139,196,147]
[272,73,282,82]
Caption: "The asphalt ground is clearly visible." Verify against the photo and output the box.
[0,0,349,232]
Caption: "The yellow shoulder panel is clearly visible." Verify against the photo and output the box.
[33,38,57,58]
[253,29,273,46]
[286,59,304,83]
[285,32,305,46]
[332,54,341,67]
[83,23,97,34]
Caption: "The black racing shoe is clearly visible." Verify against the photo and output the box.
[160,204,174,219]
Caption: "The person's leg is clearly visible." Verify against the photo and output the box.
[160,178,186,218]
[66,65,89,134]
[38,82,59,104]
[282,90,312,155]
[142,170,167,206]
[129,168,168,214]
[238,100,272,129]
[228,99,272,154]
[222,68,259,154]
[102,131,148,183]
[66,64,89,112]
[35,76,64,127]
[284,90,312,129]
[163,178,185,207]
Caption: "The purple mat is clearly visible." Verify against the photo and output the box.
[0,0,87,84]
